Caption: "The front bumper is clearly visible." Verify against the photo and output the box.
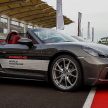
[78,56,108,85]
[96,67,108,84]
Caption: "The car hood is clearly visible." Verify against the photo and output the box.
[48,41,108,54]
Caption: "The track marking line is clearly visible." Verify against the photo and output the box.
[83,87,96,108]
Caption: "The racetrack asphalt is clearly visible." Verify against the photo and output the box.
[0,79,90,108]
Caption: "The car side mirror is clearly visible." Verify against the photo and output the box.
[18,38,33,48]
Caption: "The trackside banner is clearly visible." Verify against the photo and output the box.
[56,0,64,30]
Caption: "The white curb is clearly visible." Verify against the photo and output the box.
[83,88,96,108]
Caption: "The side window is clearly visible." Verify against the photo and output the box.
[26,33,38,44]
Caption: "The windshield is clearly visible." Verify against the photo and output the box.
[72,36,85,42]
[33,29,77,43]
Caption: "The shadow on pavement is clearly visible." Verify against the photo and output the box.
[0,78,91,92]
[0,78,91,108]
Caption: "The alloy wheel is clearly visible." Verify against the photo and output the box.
[52,57,79,90]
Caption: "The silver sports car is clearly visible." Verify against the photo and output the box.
[0,28,108,91]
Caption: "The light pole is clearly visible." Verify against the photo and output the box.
[56,0,64,30]
[78,12,82,36]
[92,27,94,42]
[87,21,90,39]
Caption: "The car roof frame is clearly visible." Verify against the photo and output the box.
[27,29,44,45]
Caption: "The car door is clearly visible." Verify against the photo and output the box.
[0,43,46,79]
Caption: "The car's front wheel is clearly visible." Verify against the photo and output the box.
[50,55,82,91]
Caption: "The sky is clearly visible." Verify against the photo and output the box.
[42,0,108,42]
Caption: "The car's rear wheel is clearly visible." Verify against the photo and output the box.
[50,55,82,91]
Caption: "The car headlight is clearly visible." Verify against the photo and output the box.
[83,47,106,57]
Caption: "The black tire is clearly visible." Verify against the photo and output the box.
[50,55,82,91]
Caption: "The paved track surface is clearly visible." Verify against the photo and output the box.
[0,79,90,108]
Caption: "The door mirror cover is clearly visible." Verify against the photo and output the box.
[18,38,33,48]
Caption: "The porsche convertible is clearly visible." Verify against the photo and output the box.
[0,28,108,91]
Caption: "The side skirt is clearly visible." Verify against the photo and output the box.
[0,68,48,81]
